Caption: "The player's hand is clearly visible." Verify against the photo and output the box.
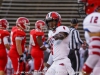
[42,67,48,74]
[43,41,49,48]
[40,45,47,51]
[19,55,24,63]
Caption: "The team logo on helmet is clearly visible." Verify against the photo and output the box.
[16,17,30,31]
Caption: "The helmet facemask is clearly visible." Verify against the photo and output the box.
[77,0,87,18]
[45,11,61,31]
[35,20,48,32]
[5,22,9,30]
[78,0,100,17]
[46,19,58,31]
[41,25,47,32]
[24,23,30,31]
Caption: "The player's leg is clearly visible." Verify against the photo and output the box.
[45,63,55,75]
[6,56,13,75]
[9,55,24,75]
[63,58,75,75]
[55,62,68,75]
[0,52,7,75]
[9,55,19,75]
[92,57,100,75]
[82,55,99,75]
[33,57,44,75]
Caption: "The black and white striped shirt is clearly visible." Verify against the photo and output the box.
[69,27,83,50]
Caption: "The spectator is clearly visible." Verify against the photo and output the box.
[79,41,88,70]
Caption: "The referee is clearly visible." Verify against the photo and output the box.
[68,18,83,75]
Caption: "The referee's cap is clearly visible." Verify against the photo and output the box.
[71,18,78,24]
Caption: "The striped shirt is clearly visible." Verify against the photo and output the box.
[69,27,83,50]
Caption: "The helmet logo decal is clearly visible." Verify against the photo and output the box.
[63,26,66,30]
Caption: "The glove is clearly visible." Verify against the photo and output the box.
[19,55,24,63]
[43,41,49,48]
[26,54,31,60]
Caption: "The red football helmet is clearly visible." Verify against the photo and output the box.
[78,0,100,16]
[0,19,9,29]
[16,17,30,31]
[35,20,47,32]
[45,11,61,30]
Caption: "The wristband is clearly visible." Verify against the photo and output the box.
[40,45,45,48]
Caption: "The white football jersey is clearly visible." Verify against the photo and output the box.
[52,26,70,61]
[48,30,55,47]
[83,12,100,54]
[83,12,100,32]
[48,30,54,38]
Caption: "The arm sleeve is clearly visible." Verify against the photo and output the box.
[15,37,24,41]
[3,36,9,45]
[29,35,35,46]
[47,53,53,65]
[28,34,35,54]
[36,31,44,36]
[74,30,83,44]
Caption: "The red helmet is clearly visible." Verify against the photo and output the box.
[35,20,47,32]
[45,11,61,30]
[78,0,100,16]
[16,17,30,31]
[0,19,9,29]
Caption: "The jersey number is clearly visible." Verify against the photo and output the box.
[90,16,98,23]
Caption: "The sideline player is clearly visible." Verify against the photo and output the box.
[8,17,30,75]
[28,20,47,75]
[0,19,10,75]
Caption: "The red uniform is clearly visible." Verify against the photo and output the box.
[0,29,10,71]
[30,29,45,71]
[9,26,26,74]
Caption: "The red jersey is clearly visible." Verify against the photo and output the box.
[9,27,26,57]
[30,29,45,57]
[0,29,10,49]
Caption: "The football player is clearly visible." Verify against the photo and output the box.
[0,19,10,75]
[44,11,62,69]
[78,0,100,75]
[45,26,75,75]
[8,17,30,75]
[28,20,47,75]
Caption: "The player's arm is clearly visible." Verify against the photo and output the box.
[3,36,10,50]
[15,37,23,56]
[53,32,69,40]
[27,34,35,60]
[28,34,35,54]
[36,35,46,51]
